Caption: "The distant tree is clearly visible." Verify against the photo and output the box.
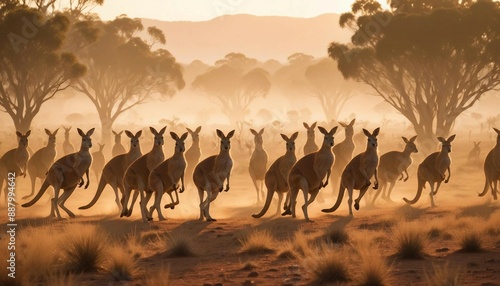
[215,52,259,70]
[330,0,500,151]
[0,7,87,132]
[273,53,315,97]
[304,58,357,122]
[72,16,185,143]
[192,56,271,124]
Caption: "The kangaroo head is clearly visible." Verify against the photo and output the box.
[303,122,317,138]
[340,118,355,137]
[437,134,455,153]
[318,126,338,147]
[363,128,380,148]
[281,132,298,152]
[98,143,105,152]
[217,129,235,151]
[402,135,418,153]
[186,126,202,141]
[112,130,123,143]
[77,128,94,149]
[250,128,264,146]
[150,126,166,146]
[45,128,59,145]
[63,126,71,137]
[473,141,481,149]
[494,128,500,144]
[171,132,188,153]
[16,130,31,148]
[125,130,142,148]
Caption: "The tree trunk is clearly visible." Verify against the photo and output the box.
[99,116,114,150]
[13,115,33,134]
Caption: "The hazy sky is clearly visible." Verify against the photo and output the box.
[92,0,389,21]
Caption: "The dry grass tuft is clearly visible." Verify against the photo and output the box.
[276,240,299,260]
[239,230,276,255]
[324,224,349,244]
[163,234,197,257]
[424,262,462,286]
[106,246,139,281]
[392,222,428,259]
[44,272,80,286]
[354,239,391,286]
[142,265,171,286]
[302,244,350,285]
[60,224,109,272]
[457,231,483,252]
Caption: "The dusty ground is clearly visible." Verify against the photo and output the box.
[1,137,500,285]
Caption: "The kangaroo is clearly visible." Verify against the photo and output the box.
[478,128,500,200]
[467,141,481,165]
[0,131,31,203]
[249,128,268,203]
[62,126,75,155]
[252,132,298,218]
[193,129,234,221]
[22,128,95,219]
[79,130,142,212]
[371,135,418,204]
[322,128,380,216]
[121,126,166,218]
[403,135,456,207]
[91,143,106,182]
[285,126,338,222]
[332,119,356,188]
[303,122,318,155]
[185,126,202,181]
[112,130,127,157]
[147,132,188,221]
[23,129,58,199]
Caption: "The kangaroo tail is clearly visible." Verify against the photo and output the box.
[22,179,50,207]
[322,183,345,213]
[403,176,425,204]
[252,181,275,218]
[478,175,490,197]
[79,176,108,209]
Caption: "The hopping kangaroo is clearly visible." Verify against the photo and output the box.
[286,126,338,222]
[0,131,31,203]
[91,143,106,182]
[332,119,356,190]
[322,128,380,216]
[193,129,234,221]
[248,128,268,203]
[121,127,166,218]
[403,135,456,207]
[467,141,481,165]
[147,132,188,221]
[303,122,318,155]
[372,135,418,204]
[22,128,95,219]
[185,126,202,182]
[62,126,75,155]
[252,132,298,218]
[24,129,58,199]
[478,128,500,200]
[79,130,142,212]
[112,130,127,157]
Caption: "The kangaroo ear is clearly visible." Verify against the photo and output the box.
[280,133,289,141]
[349,118,356,126]
[16,131,22,138]
[180,132,188,141]
[112,130,117,136]
[100,143,105,149]
[45,128,51,135]
[259,128,264,135]
[478,141,481,145]
[311,122,317,128]
[159,126,167,135]
[86,128,95,136]
[77,128,85,137]
[195,126,202,133]
[125,130,133,138]
[227,130,235,139]
[291,131,299,141]
[170,132,179,140]
[372,127,380,137]
[186,127,193,134]
[339,122,347,128]
[135,130,142,137]
[216,129,224,138]
[53,128,60,135]
[362,129,371,137]
[410,135,417,142]
[402,137,409,143]
[330,126,338,135]
[494,128,500,134]
[250,129,258,136]
[318,126,328,135]
[437,137,446,143]
[447,134,456,142]
[149,127,158,135]
[303,122,309,129]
